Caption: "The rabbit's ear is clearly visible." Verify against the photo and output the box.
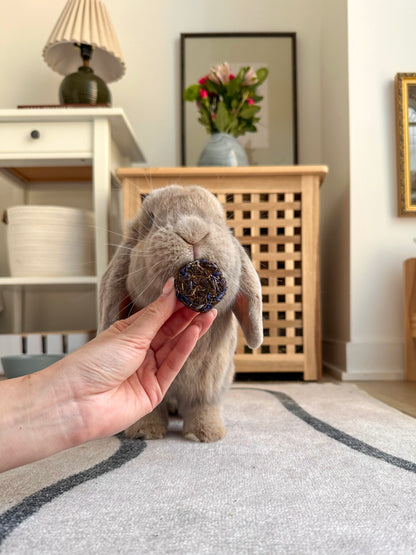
[98,231,138,333]
[232,242,263,349]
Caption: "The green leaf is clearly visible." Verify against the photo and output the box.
[227,76,242,96]
[255,67,269,86]
[183,84,201,101]
[198,117,210,133]
[237,67,248,80]
[204,79,222,95]
[227,115,239,136]
[199,104,214,131]
[215,101,230,132]
[239,105,260,119]
[199,109,210,126]
[226,67,246,96]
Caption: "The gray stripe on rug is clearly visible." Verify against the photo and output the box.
[0,435,145,545]
[262,388,416,474]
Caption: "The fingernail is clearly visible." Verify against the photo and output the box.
[162,277,175,296]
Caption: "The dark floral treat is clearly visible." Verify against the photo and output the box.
[175,259,227,312]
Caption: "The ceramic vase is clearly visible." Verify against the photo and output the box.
[197,133,248,166]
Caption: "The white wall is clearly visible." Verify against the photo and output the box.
[343,0,416,379]
[1,0,414,379]
[0,0,323,167]
[319,0,350,374]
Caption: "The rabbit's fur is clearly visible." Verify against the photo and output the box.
[98,185,262,442]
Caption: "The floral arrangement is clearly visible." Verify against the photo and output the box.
[183,62,268,138]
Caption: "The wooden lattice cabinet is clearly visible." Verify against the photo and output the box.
[117,166,327,380]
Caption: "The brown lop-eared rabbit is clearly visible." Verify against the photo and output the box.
[98,185,263,442]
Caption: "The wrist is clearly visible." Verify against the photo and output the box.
[0,361,86,472]
[39,359,92,448]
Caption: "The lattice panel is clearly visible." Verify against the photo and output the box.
[215,191,303,359]
[119,166,327,378]
[130,187,304,367]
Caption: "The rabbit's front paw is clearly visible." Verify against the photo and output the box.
[125,407,168,440]
[183,406,226,443]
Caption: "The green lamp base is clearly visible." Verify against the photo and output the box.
[59,66,111,105]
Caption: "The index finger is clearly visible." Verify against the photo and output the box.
[150,306,199,352]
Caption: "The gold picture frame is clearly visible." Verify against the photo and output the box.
[395,73,416,216]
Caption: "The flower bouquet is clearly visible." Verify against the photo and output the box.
[183,62,269,138]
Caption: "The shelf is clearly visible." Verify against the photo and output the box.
[0,108,142,335]
[0,276,98,286]
[3,166,93,183]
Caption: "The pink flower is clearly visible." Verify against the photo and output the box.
[229,73,235,80]
[200,89,208,99]
[242,68,258,86]
[208,62,233,85]
[198,76,208,85]
[247,98,254,105]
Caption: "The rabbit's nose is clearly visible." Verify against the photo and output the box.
[175,217,210,246]
[176,230,209,246]
[176,231,208,259]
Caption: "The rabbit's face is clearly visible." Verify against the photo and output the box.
[126,185,241,311]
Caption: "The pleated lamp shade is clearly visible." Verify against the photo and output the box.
[43,0,125,83]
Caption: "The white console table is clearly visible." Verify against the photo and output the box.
[0,108,144,334]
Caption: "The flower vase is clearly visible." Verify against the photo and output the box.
[197,133,248,167]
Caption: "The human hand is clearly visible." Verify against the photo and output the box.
[53,278,216,443]
[0,278,217,472]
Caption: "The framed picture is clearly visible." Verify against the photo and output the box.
[180,32,298,166]
[395,73,416,216]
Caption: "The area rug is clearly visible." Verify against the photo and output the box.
[1,383,416,554]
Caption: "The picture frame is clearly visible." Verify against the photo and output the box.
[180,32,298,167]
[395,72,416,216]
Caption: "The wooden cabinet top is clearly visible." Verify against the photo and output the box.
[116,165,328,185]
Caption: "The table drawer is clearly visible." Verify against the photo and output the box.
[0,121,92,155]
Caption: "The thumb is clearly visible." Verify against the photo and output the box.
[122,278,177,343]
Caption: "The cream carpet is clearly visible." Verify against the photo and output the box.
[1,383,416,554]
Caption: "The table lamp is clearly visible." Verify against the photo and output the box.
[42,0,126,105]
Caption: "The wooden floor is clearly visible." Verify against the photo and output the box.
[353,381,416,418]
[324,374,416,419]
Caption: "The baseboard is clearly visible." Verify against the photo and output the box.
[322,361,346,380]
[322,338,405,381]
